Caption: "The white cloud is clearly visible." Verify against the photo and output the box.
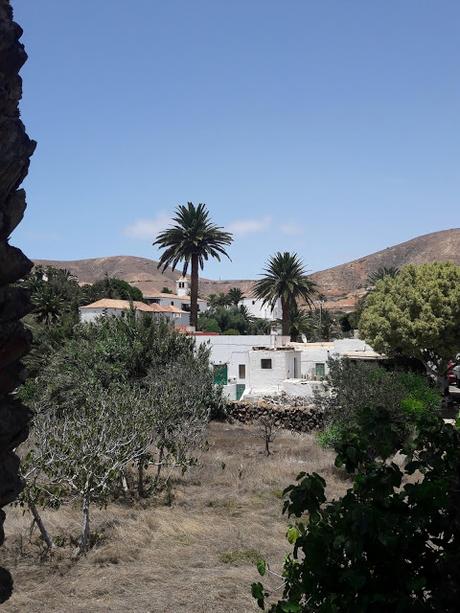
[227,215,272,236]
[280,222,304,236]
[123,213,171,240]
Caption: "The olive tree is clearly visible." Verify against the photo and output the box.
[143,346,220,491]
[359,262,460,391]
[28,384,151,553]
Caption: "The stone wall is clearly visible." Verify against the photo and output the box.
[225,395,324,433]
[0,0,35,602]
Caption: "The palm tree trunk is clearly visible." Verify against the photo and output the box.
[190,253,199,329]
[281,297,290,338]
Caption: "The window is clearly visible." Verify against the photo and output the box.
[171,301,174,306]
[261,359,272,369]
[315,363,326,378]
[252,300,255,305]
[152,298,160,304]
[238,364,246,379]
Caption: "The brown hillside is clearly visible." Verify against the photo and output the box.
[35,228,460,309]
[309,228,460,298]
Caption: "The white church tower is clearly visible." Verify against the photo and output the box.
[176,276,190,297]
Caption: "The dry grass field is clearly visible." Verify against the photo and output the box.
[0,422,348,613]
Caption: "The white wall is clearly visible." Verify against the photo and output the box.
[282,379,324,398]
[80,307,126,323]
[195,335,289,385]
[239,297,282,321]
[196,334,380,399]
[147,295,209,312]
[298,347,331,379]
[79,307,188,328]
[294,339,378,380]
[246,349,295,394]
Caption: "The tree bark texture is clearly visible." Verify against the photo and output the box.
[79,495,91,554]
[28,501,54,550]
[190,253,199,329]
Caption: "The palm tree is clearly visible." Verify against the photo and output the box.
[227,287,244,306]
[154,203,233,328]
[284,303,313,342]
[253,252,317,338]
[367,266,399,286]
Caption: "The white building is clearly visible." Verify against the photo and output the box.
[143,276,209,314]
[194,334,382,400]
[79,299,190,327]
[238,296,282,321]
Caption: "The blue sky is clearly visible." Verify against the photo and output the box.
[12,0,460,279]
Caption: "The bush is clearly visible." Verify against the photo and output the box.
[316,423,344,449]
[21,312,222,552]
[253,414,460,612]
[198,316,221,333]
[315,358,441,461]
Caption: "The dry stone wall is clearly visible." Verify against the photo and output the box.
[226,394,324,433]
[0,1,35,602]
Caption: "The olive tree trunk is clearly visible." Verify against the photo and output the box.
[28,502,53,550]
[79,494,91,554]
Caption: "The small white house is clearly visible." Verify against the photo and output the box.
[195,334,383,400]
[79,299,190,327]
[143,276,209,314]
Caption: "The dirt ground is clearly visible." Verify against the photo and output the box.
[0,422,348,613]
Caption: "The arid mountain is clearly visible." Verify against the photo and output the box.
[309,228,460,297]
[35,228,460,311]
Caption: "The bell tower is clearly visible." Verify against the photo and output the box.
[176,276,189,297]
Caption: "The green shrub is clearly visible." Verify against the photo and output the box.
[316,423,344,449]
[253,415,460,612]
[315,358,440,460]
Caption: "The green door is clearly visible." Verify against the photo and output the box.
[236,383,246,400]
[213,364,228,385]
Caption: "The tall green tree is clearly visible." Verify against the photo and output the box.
[24,266,81,326]
[154,203,233,328]
[81,275,144,304]
[367,265,399,286]
[253,252,317,338]
[359,262,460,391]
[227,287,244,306]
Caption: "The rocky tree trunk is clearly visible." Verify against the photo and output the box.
[0,1,36,601]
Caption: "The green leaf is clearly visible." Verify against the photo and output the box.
[257,559,267,576]
[251,582,265,609]
[287,526,300,545]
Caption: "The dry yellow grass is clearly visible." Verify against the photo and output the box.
[0,422,348,613]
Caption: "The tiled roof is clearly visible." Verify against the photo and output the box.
[80,299,189,315]
[157,304,188,314]
[142,290,207,302]
[80,299,156,312]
